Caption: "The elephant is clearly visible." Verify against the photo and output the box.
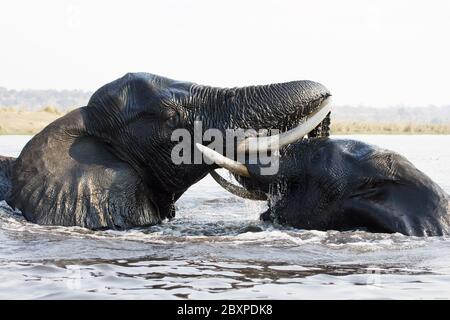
[197,138,450,236]
[0,156,13,201]
[0,72,332,230]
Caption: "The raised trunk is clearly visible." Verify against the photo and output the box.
[188,80,331,133]
[6,73,332,230]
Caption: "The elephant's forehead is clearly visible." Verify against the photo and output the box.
[93,73,179,96]
[119,73,169,93]
[87,72,180,107]
[282,139,376,160]
[124,72,174,86]
[328,139,377,160]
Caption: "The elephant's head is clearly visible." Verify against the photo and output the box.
[8,73,331,229]
[199,138,450,236]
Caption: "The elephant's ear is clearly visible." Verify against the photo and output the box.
[8,109,161,229]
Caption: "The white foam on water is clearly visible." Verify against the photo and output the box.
[1,135,450,298]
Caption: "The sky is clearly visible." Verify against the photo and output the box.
[1,0,450,107]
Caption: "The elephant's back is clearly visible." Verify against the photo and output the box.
[0,156,15,201]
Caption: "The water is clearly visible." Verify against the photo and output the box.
[1,135,450,299]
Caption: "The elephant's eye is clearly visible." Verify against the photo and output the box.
[312,146,326,162]
[164,110,180,128]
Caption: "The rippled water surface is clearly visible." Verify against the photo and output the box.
[1,135,450,299]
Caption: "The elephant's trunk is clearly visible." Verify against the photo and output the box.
[188,80,331,133]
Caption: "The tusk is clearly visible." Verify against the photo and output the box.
[196,143,250,177]
[236,96,332,153]
[210,170,267,201]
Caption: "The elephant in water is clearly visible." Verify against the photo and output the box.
[0,73,332,229]
[198,138,450,236]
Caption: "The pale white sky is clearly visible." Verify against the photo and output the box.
[1,0,449,107]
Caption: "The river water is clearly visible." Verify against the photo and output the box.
[1,135,450,299]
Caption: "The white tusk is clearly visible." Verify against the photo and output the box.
[236,96,332,153]
[209,170,267,201]
[196,143,250,177]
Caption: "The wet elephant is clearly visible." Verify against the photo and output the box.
[0,73,331,229]
[199,138,450,236]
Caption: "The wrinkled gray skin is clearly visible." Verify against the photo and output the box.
[0,156,13,201]
[234,138,450,236]
[0,73,331,229]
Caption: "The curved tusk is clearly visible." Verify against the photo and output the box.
[210,170,267,201]
[196,143,250,177]
[236,96,332,153]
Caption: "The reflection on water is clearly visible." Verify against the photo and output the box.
[1,135,450,299]
[2,258,448,299]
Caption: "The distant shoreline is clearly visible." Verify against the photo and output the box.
[331,121,450,135]
[1,108,450,135]
[0,107,63,135]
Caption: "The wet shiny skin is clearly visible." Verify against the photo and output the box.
[1,135,450,299]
